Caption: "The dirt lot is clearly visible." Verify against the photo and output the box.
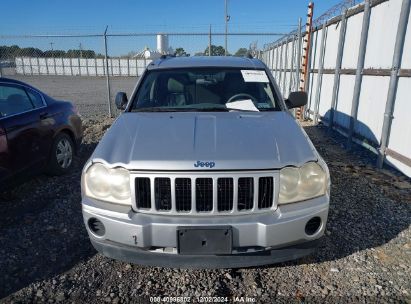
[0,109,410,303]
[4,75,137,117]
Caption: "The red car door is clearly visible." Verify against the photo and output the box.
[0,83,48,183]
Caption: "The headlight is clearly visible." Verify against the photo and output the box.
[279,162,328,204]
[84,163,131,205]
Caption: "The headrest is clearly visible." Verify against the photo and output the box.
[167,78,184,93]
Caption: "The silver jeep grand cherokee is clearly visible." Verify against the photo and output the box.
[81,56,330,268]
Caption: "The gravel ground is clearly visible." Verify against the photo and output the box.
[0,114,410,303]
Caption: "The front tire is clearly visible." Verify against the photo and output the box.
[46,133,74,175]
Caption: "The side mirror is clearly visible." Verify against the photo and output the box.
[115,92,128,110]
[285,91,307,109]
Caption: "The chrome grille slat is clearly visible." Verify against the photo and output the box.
[133,171,277,216]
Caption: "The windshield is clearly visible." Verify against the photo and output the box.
[130,68,280,112]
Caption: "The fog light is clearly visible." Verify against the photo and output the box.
[88,218,105,237]
[305,217,321,236]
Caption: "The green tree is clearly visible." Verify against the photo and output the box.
[204,45,226,56]
[234,48,248,57]
[44,50,66,57]
[66,49,96,58]
[174,47,187,57]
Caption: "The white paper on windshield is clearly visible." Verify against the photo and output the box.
[241,70,269,83]
[226,99,260,112]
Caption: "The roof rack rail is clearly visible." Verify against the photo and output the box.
[160,54,176,59]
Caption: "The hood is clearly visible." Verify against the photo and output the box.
[91,111,318,171]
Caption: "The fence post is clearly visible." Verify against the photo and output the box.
[94,57,98,76]
[127,58,130,76]
[329,9,348,132]
[377,0,410,168]
[278,42,284,86]
[45,57,49,75]
[302,29,315,119]
[86,58,89,76]
[295,18,302,92]
[274,44,279,81]
[304,30,314,92]
[282,36,289,97]
[209,25,212,57]
[347,0,371,149]
[268,48,273,73]
[36,57,40,75]
[104,26,112,118]
[70,58,73,76]
[313,22,327,125]
[110,58,113,76]
[61,57,65,76]
[29,57,33,75]
[53,53,56,75]
[78,56,81,76]
[288,34,296,94]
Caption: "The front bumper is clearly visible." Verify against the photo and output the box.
[91,237,321,268]
[82,195,329,268]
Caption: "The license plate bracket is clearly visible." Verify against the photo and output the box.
[177,226,232,255]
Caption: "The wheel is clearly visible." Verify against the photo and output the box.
[46,133,74,175]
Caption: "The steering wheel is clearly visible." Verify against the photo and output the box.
[226,93,256,103]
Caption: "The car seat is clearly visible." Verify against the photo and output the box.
[166,77,192,107]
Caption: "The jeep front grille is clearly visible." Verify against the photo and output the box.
[133,172,277,215]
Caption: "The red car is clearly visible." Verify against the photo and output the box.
[0,77,82,190]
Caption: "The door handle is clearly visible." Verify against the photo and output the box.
[39,112,49,120]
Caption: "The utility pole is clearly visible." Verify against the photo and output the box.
[79,43,83,58]
[209,25,212,56]
[49,42,54,52]
[224,0,230,56]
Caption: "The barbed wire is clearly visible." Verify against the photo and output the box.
[263,0,364,50]
[312,0,362,27]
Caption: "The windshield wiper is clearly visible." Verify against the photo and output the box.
[132,107,228,112]
[258,108,278,111]
[133,107,176,112]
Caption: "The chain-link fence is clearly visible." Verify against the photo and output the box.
[0,31,285,118]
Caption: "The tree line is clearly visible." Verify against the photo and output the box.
[177,45,250,57]
[1,44,255,60]
[0,45,104,59]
